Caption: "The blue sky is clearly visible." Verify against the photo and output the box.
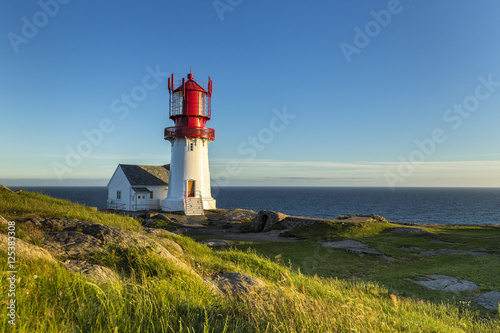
[1,0,500,187]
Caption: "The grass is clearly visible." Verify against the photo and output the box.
[0,188,499,332]
[234,220,500,318]
[147,219,179,232]
[282,220,400,240]
[0,189,141,231]
[2,244,498,332]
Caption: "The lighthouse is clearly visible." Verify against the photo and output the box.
[161,72,216,214]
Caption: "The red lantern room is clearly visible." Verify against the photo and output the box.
[164,73,215,140]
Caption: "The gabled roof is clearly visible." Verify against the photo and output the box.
[119,164,170,186]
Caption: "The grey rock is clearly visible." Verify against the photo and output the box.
[63,260,118,282]
[321,240,395,261]
[0,233,57,264]
[340,214,388,222]
[143,219,155,226]
[410,274,478,292]
[142,227,173,236]
[401,246,422,251]
[0,185,14,192]
[429,239,461,245]
[44,231,106,258]
[252,210,288,232]
[24,217,44,227]
[38,218,191,274]
[419,249,489,256]
[204,209,257,223]
[322,239,372,250]
[473,291,500,311]
[224,209,257,222]
[209,272,266,295]
[200,239,234,247]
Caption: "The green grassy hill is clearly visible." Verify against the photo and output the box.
[0,188,499,332]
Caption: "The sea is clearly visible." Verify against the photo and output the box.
[9,186,500,226]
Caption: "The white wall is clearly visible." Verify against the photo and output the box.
[146,185,168,210]
[162,137,216,211]
[107,166,132,211]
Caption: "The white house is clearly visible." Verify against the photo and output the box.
[107,164,169,211]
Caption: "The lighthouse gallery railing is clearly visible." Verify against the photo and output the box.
[164,127,215,140]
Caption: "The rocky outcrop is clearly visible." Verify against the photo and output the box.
[321,240,395,262]
[251,211,389,233]
[1,217,196,282]
[473,291,500,311]
[204,209,257,224]
[0,214,9,226]
[0,185,14,193]
[200,239,234,247]
[209,272,266,295]
[141,227,184,254]
[340,214,388,222]
[409,275,478,292]
[400,245,490,256]
[37,218,191,271]
[63,260,119,282]
[251,210,288,232]
[0,233,57,264]
[418,249,489,256]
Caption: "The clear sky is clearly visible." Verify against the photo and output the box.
[1,0,500,187]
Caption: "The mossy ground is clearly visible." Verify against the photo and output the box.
[230,220,500,317]
[1,189,499,332]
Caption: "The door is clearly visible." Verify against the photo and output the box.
[136,193,148,210]
[187,180,195,197]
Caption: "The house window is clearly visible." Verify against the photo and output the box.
[150,192,153,199]
[117,191,121,200]
[189,142,194,151]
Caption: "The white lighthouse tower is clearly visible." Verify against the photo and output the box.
[161,72,216,214]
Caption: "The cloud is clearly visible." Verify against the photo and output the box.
[210,159,500,187]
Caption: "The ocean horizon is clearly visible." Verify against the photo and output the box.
[9,186,500,226]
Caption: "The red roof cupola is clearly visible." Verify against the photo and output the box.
[164,72,215,140]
